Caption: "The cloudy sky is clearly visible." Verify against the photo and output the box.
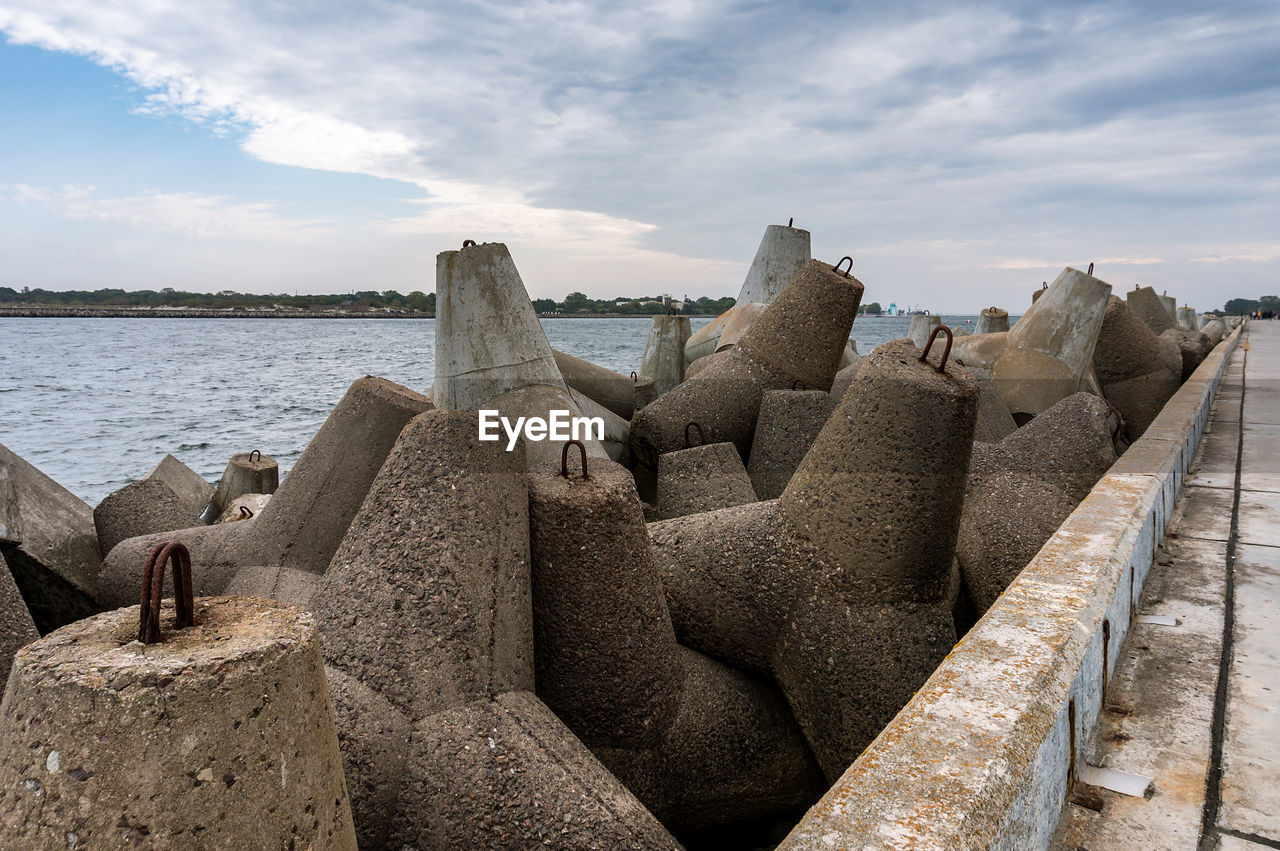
[1,1,1277,311]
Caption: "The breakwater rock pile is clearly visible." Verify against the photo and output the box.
[0,227,1236,848]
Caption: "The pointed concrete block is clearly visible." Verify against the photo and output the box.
[655,442,758,520]
[1178,306,1199,331]
[975,306,1010,335]
[0,553,38,684]
[93,479,192,556]
[1093,297,1180,442]
[737,223,812,305]
[1127,285,1176,335]
[553,349,636,420]
[908,314,941,348]
[640,314,692,397]
[143,453,214,522]
[714,302,768,352]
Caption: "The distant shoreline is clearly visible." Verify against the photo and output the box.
[0,306,727,320]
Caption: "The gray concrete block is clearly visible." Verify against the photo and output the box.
[93,478,191,556]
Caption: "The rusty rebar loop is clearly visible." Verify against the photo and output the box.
[248,449,261,463]
[139,541,195,644]
[684,422,705,448]
[560,440,588,479]
[462,239,476,248]
[239,505,254,519]
[833,256,854,277]
[791,379,806,390]
[667,306,676,316]
[1087,262,1094,276]
[1086,389,1126,441]
[631,371,638,382]
[788,217,794,227]
[918,325,954,373]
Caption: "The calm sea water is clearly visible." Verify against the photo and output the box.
[1,314,982,504]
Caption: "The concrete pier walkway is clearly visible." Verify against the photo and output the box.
[1056,321,1280,849]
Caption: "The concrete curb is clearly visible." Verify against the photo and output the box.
[780,324,1245,850]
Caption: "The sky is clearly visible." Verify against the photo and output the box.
[0,1,1277,312]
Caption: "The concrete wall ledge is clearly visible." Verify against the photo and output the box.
[781,324,1245,850]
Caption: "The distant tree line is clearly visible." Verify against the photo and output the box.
[859,302,883,315]
[0,285,436,313]
[1223,296,1280,315]
[532,292,736,315]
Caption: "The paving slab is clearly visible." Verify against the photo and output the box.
[1172,485,1234,543]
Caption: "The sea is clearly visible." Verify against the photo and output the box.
[1,314,985,504]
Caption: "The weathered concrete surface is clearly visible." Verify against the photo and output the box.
[96,376,432,608]
[951,330,1008,381]
[0,553,38,685]
[972,371,1019,443]
[778,324,1241,850]
[907,313,941,347]
[143,453,214,521]
[553,348,637,419]
[213,492,271,523]
[747,390,829,499]
[434,241,566,411]
[485,383,612,467]
[1127,285,1177,335]
[209,451,278,519]
[992,266,1112,423]
[977,306,1011,335]
[1179,306,1199,331]
[685,348,733,380]
[93,479,192,556]
[685,306,736,365]
[737,222,812,305]
[0,596,356,849]
[1159,292,1178,321]
[632,259,863,459]
[1161,326,1210,380]
[1094,296,1181,442]
[0,442,100,632]
[655,441,757,520]
[640,314,692,398]
[715,302,768,352]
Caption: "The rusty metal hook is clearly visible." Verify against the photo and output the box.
[788,217,794,227]
[239,505,254,519]
[667,306,676,316]
[1087,262,1094,276]
[1086,389,1126,441]
[139,541,195,644]
[462,239,476,248]
[248,449,261,463]
[918,325,954,373]
[631,371,638,382]
[833,256,853,277]
[684,422,705,448]
[791,379,806,390]
[560,440,588,479]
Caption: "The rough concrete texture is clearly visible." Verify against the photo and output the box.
[484,383,612,468]
[593,646,826,835]
[566,386,631,464]
[143,453,214,521]
[633,373,656,412]
[640,315,692,398]
[747,390,829,499]
[976,306,1011,335]
[528,459,682,749]
[973,372,1019,443]
[553,348,637,419]
[1126,285,1177,335]
[1159,292,1178,321]
[434,241,567,411]
[908,313,941,347]
[209,451,278,518]
[824,358,864,416]
[1093,296,1181,442]
[0,596,357,849]
[631,259,863,460]
[312,409,532,720]
[1202,318,1227,347]
[0,553,38,685]
[1178,306,1198,331]
[213,492,271,524]
[714,302,768,352]
[0,441,100,633]
[952,326,970,337]
[655,441,758,520]
[651,339,976,780]
[956,471,1079,613]
[96,376,432,609]
[737,223,812,305]
[1161,327,1210,381]
[684,348,733,380]
[992,266,1112,423]
[93,479,192,556]
[684,305,736,365]
[950,331,1009,381]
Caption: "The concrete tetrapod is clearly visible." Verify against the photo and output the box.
[714,302,769,352]
[0,442,100,632]
[949,331,1008,381]
[650,338,977,780]
[990,266,1111,424]
[1092,296,1181,443]
[0,595,357,849]
[96,376,433,608]
[823,357,865,417]
[632,259,863,461]
[908,314,941,347]
[207,451,278,520]
[1161,327,1211,381]
[1201,318,1227,347]
[975,306,1010,335]
[640,315,692,398]
[93,479,192,556]
[143,453,214,521]
[737,222,812,305]
[654,439,758,520]
[0,553,38,683]
[310,410,678,849]
[553,348,637,420]
[1126,285,1177,335]
[685,306,735,365]
[747,389,830,499]
[1159,292,1178,322]
[1178,306,1199,331]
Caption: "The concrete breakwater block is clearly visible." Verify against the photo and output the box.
[1093,296,1181,443]
[208,450,278,520]
[93,479,192,556]
[1159,291,1178,321]
[143,453,213,521]
[0,442,101,633]
[975,306,1010,335]
[715,302,769,352]
[632,259,863,460]
[96,376,433,608]
[1201,317,1227,347]
[1127,284,1176,335]
[684,306,735,365]
[949,330,1008,381]
[991,266,1111,424]
[737,222,812,305]
[655,440,758,520]
[0,595,357,848]
[434,241,566,411]
[640,314,692,398]
[214,492,271,524]
[747,389,829,499]
[908,313,941,347]
[483,383,614,468]
[972,372,1019,443]
[310,410,678,848]
[1161,327,1210,380]
[553,348,636,420]
[0,553,38,684]
[1178,305,1199,331]
[651,338,977,780]
[529,457,682,749]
